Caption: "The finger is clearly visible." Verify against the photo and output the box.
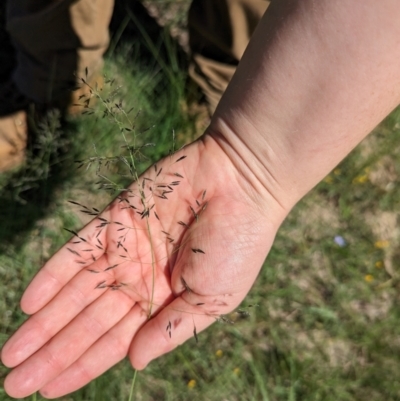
[39,305,147,398]
[20,215,109,315]
[129,296,216,370]
[1,256,115,368]
[3,289,134,399]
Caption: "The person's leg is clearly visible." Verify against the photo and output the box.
[6,0,113,107]
[188,0,269,114]
[0,0,114,172]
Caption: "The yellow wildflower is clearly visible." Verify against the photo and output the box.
[187,379,196,389]
[375,261,384,269]
[333,168,341,175]
[324,176,333,184]
[352,174,368,184]
[374,240,390,249]
[233,367,241,376]
[364,274,374,282]
[215,349,223,358]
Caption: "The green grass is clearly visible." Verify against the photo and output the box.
[2,4,400,401]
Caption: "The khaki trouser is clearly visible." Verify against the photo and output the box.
[6,0,268,112]
[189,0,269,112]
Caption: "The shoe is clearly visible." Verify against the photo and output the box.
[0,110,28,173]
[0,79,29,173]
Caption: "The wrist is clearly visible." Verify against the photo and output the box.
[202,120,290,231]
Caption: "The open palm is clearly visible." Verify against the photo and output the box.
[1,135,284,398]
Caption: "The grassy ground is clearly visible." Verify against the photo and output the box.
[2,2,400,401]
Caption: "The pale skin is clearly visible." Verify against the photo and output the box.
[2,0,400,398]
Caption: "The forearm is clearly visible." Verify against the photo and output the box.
[207,0,400,213]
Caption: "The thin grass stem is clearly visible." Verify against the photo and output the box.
[128,369,138,401]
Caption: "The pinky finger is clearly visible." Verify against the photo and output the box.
[128,297,216,370]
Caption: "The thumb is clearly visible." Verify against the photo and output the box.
[128,296,216,369]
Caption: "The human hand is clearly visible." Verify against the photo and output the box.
[1,134,286,398]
